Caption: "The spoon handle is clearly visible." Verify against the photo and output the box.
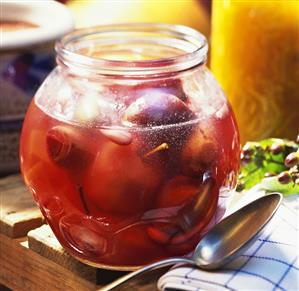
[99,257,195,291]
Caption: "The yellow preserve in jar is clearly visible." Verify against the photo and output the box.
[211,0,299,143]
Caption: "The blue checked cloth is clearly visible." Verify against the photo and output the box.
[158,188,299,291]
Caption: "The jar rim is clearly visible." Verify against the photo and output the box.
[55,23,208,77]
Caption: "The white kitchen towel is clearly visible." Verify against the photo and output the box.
[158,193,299,291]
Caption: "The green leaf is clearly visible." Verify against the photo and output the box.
[261,176,299,196]
[237,138,299,195]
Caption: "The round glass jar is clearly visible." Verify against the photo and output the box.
[20,24,240,270]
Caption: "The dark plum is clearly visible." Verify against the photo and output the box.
[134,78,188,102]
[181,125,219,177]
[121,92,196,180]
[123,92,194,127]
[108,78,188,107]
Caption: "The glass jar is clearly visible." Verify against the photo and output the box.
[211,0,299,143]
[20,24,240,269]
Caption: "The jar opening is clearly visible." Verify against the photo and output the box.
[56,23,208,76]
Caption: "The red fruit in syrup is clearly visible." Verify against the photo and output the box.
[181,125,219,177]
[123,92,194,126]
[83,143,163,214]
[46,126,93,170]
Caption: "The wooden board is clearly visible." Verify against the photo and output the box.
[28,224,126,284]
[0,233,161,291]
[0,175,43,238]
[0,233,98,291]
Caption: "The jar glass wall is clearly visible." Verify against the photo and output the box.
[20,24,240,269]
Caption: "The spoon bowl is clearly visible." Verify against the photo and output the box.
[100,192,282,291]
[193,192,282,269]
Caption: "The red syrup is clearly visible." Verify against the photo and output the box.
[20,82,239,268]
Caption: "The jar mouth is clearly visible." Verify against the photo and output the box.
[56,23,208,76]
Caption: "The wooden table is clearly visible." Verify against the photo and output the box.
[0,175,164,290]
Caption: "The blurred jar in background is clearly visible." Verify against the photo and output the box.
[66,0,211,38]
[211,0,299,143]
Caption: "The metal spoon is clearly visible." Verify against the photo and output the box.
[100,192,282,291]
